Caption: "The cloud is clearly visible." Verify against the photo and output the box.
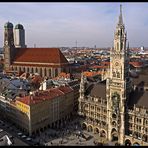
[0,3,148,47]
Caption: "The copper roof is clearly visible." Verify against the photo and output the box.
[13,48,69,65]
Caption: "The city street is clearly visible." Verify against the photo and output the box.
[0,120,29,146]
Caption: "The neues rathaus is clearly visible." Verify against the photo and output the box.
[78,5,148,146]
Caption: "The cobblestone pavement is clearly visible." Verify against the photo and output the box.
[31,117,115,146]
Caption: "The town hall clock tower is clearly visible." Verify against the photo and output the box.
[106,5,131,144]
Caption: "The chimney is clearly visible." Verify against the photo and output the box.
[30,95,33,101]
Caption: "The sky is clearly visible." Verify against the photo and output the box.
[0,2,148,48]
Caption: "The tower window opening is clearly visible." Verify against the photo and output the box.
[113,72,116,77]
[121,42,123,50]
[117,72,120,78]
[117,42,119,51]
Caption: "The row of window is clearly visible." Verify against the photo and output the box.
[85,108,107,114]
[129,124,148,133]
[86,97,107,105]
[14,66,52,75]
[85,111,107,121]
[129,116,148,125]
[85,104,107,109]
[12,66,60,77]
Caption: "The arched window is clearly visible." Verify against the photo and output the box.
[55,68,58,77]
[49,69,51,77]
[113,72,116,77]
[27,67,29,73]
[40,68,42,76]
[23,67,25,72]
[44,68,46,77]
[19,67,21,73]
[117,72,120,78]
[112,113,117,119]
[31,68,33,73]
[120,29,122,36]
[117,42,119,51]
[121,42,123,50]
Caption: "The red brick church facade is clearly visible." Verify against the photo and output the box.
[3,22,70,78]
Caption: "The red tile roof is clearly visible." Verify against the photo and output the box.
[100,61,110,66]
[31,75,43,84]
[129,62,143,68]
[83,71,104,77]
[58,85,73,94]
[12,63,68,68]
[13,48,69,66]
[53,72,70,80]
[16,86,73,105]
[90,65,108,69]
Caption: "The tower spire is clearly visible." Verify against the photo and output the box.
[118,4,123,25]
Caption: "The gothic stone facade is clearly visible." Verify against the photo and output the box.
[78,5,148,146]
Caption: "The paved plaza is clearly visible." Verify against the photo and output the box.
[31,117,114,146]
[0,116,119,146]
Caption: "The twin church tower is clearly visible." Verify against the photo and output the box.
[4,22,26,48]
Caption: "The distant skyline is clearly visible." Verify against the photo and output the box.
[0,2,148,48]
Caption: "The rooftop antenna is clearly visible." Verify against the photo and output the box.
[94,45,96,49]
[76,40,77,49]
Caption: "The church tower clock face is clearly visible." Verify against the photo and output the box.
[113,60,121,68]
[106,5,131,144]
[5,41,8,46]
[115,62,119,67]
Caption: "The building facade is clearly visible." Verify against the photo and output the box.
[3,22,70,78]
[0,85,74,136]
[78,5,148,146]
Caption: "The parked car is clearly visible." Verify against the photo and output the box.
[0,129,3,132]
[9,135,14,139]
[17,132,23,136]
[21,135,27,139]
[26,137,32,141]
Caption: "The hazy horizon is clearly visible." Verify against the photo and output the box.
[0,2,148,48]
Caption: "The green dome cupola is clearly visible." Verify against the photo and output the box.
[4,22,13,29]
[15,24,24,30]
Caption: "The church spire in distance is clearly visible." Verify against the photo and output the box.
[118,4,123,25]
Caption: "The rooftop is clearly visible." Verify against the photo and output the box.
[128,91,148,109]
[85,80,106,99]
[13,48,69,66]
[132,74,148,86]
[16,85,73,105]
